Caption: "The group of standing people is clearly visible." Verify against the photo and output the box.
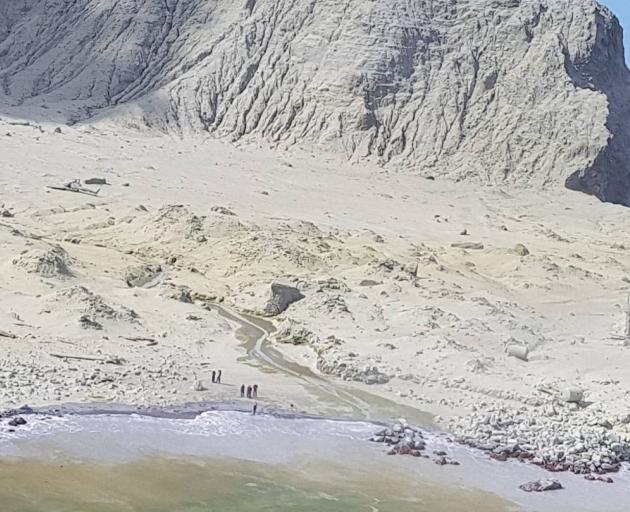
[207,370,258,415]
[240,384,258,399]
[240,384,259,415]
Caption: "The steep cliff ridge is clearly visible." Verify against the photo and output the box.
[0,0,628,203]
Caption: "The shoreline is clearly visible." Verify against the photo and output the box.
[3,398,628,486]
[2,404,630,512]
[0,399,393,427]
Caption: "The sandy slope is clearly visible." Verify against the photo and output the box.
[2,118,630,440]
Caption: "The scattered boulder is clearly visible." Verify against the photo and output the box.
[402,262,418,277]
[378,259,399,272]
[84,177,108,185]
[363,368,390,385]
[315,277,351,293]
[506,344,529,362]
[451,242,484,250]
[318,354,391,384]
[519,479,563,493]
[211,206,236,216]
[513,243,530,256]
[125,264,163,288]
[585,474,613,484]
[7,416,27,427]
[562,388,584,404]
[372,421,459,464]
[262,283,304,316]
[173,287,193,303]
[274,319,319,346]
[79,315,103,330]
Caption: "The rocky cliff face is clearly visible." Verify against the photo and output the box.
[1,0,629,204]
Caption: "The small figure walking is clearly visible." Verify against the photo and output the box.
[240,384,245,398]
[252,401,258,416]
[246,385,252,399]
[211,370,216,384]
[216,370,222,384]
[253,384,258,398]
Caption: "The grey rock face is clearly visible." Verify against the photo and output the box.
[1,1,629,203]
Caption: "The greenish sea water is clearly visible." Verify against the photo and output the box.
[0,456,512,512]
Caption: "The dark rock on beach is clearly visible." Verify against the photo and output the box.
[519,479,563,493]
[8,416,27,427]
[371,420,459,466]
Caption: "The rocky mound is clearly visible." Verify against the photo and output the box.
[124,263,164,288]
[54,286,138,329]
[1,1,630,203]
[261,283,304,317]
[449,401,630,480]
[12,245,74,278]
[139,205,243,244]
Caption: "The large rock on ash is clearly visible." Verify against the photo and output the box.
[262,283,304,317]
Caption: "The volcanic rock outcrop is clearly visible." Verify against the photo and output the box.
[1,0,629,203]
